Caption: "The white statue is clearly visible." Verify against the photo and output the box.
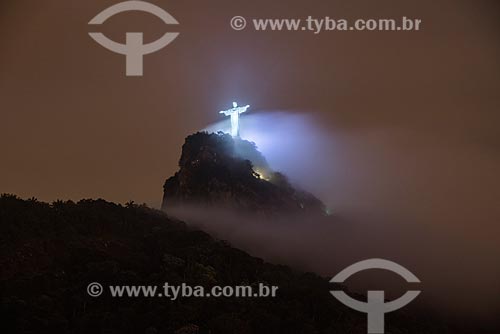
[219,102,250,137]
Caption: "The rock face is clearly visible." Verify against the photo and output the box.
[162,132,326,216]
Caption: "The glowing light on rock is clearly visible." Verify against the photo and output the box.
[254,168,271,181]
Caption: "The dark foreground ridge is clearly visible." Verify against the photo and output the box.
[0,195,447,334]
[162,132,326,216]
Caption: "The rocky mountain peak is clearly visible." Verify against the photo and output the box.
[162,132,326,216]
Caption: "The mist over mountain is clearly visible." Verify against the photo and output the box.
[160,131,500,333]
[3,127,499,334]
[0,195,450,334]
[1,132,497,333]
[162,132,326,217]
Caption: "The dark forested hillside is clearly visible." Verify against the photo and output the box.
[0,195,447,334]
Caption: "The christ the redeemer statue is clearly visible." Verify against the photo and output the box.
[219,102,250,137]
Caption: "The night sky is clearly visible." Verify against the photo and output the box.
[1,0,498,209]
[1,0,500,322]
